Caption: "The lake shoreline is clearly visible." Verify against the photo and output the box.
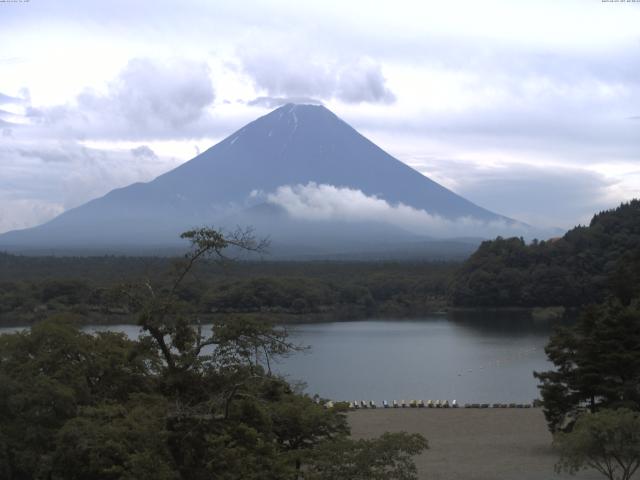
[0,305,572,328]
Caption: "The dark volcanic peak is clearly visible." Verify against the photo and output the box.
[0,104,531,255]
[153,103,503,219]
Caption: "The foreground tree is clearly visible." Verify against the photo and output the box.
[554,408,640,480]
[0,317,158,479]
[306,432,428,480]
[0,227,427,479]
[51,395,177,480]
[534,301,640,432]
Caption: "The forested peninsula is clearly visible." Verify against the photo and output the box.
[450,200,640,308]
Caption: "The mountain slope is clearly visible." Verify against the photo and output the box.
[0,104,514,254]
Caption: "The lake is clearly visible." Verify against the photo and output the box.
[0,314,557,404]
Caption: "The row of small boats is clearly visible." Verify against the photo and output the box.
[466,403,532,409]
[326,399,458,409]
[322,400,533,409]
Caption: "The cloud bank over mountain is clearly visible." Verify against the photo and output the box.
[239,51,396,105]
[265,182,533,239]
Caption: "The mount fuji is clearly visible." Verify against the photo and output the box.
[0,104,526,257]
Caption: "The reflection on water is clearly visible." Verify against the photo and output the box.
[0,315,560,403]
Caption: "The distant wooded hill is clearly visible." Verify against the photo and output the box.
[450,200,640,307]
[0,255,455,326]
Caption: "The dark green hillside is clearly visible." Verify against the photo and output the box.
[450,200,640,307]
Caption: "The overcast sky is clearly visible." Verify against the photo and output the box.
[1,0,639,233]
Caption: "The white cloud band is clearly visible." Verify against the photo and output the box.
[265,182,541,239]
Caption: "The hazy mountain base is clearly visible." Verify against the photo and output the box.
[0,235,481,260]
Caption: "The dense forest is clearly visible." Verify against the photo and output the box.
[0,254,455,326]
[450,200,640,308]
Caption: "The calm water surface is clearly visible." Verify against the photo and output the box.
[278,316,554,404]
[1,315,557,404]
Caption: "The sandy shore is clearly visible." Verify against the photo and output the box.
[348,408,603,480]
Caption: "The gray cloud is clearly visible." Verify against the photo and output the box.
[15,147,75,164]
[408,157,619,228]
[131,145,158,159]
[335,59,396,104]
[350,74,640,166]
[27,58,215,140]
[0,92,24,105]
[0,91,28,125]
[247,96,324,108]
[239,50,395,105]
